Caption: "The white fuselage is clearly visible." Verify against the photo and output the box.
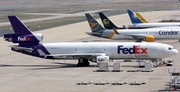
[100,28,180,40]
[42,42,177,59]
[130,23,180,28]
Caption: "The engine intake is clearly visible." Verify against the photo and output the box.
[145,35,155,42]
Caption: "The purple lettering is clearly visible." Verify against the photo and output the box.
[117,45,148,54]
[117,45,123,54]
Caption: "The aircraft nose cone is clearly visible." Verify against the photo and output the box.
[172,49,178,55]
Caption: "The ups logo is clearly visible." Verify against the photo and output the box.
[103,19,110,26]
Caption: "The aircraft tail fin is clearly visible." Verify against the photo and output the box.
[98,12,118,29]
[127,9,143,24]
[8,16,33,35]
[4,16,41,44]
[135,12,148,23]
[85,13,105,33]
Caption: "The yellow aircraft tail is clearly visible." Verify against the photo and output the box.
[135,12,148,23]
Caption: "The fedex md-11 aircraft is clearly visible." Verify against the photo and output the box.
[127,9,180,28]
[4,16,178,67]
[85,13,180,42]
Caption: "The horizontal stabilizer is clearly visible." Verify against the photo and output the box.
[9,45,33,51]
[86,32,101,35]
[113,29,120,34]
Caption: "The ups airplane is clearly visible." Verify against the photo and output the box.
[98,12,148,29]
[85,13,180,42]
[3,16,178,67]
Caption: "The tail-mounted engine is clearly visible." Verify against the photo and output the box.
[4,33,43,43]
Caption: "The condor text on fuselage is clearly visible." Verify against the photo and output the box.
[158,30,179,35]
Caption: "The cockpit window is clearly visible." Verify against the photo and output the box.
[168,47,173,50]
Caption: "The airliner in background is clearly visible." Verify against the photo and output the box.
[4,16,178,67]
[98,12,123,29]
[99,12,147,29]
[85,13,180,42]
[127,9,180,28]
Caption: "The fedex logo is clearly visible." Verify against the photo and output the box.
[18,36,30,41]
[117,45,148,54]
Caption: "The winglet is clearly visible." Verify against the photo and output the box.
[127,9,143,24]
[98,12,118,29]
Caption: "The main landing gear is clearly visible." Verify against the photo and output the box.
[135,39,142,42]
[77,57,90,67]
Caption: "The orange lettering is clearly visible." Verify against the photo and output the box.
[135,45,140,54]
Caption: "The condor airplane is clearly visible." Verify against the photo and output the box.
[85,13,180,42]
[4,16,178,66]
[127,9,180,28]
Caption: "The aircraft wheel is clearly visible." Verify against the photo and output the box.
[77,58,83,67]
[135,40,141,42]
[77,63,81,67]
[77,58,90,67]
[84,61,90,66]
[82,58,90,66]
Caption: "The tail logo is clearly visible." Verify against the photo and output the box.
[103,19,110,27]
[135,13,148,23]
[18,36,30,41]
[89,19,100,31]
[131,13,140,21]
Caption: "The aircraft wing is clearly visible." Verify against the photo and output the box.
[9,45,33,51]
[122,34,156,42]
[124,34,147,38]
[86,32,101,35]
[113,29,147,38]
[45,53,106,59]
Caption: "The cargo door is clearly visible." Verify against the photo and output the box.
[158,48,166,58]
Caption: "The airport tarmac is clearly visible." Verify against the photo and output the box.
[0,10,180,92]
